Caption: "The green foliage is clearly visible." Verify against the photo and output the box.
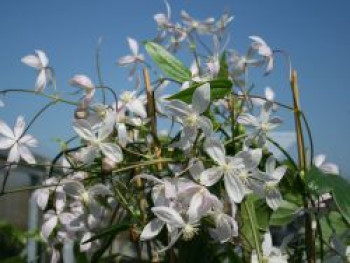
[269,200,302,226]
[167,79,232,103]
[306,166,350,224]
[144,41,191,82]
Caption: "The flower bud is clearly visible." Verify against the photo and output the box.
[102,157,116,173]
[74,108,89,119]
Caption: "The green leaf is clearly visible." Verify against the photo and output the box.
[167,79,232,103]
[306,166,350,224]
[144,41,191,82]
[270,200,302,226]
[218,52,229,79]
[82,223,130,244]
[240,194,262,261]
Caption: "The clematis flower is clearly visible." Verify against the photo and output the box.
[118,90,147,119]
[0,116,38,164]
[33,177,65,211]
[251,232,288,263]
[118,38,144,80]
[313,154,339,175]
[254,156,287,210]
[200,137,262,203]
[73,114,123,164]
[154,0,172,30]
[249,36,274,75]
[21,50,53,92]
[180,10,215,34]
[213,13,234,36]
[69,74,96,108]
[237,102,282,146]
[209,212,238,243]
[166,83,213,147]
[140,202,204,251]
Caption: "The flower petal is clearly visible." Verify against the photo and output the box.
[21,54,41,69]
[192,83,210,114]
[152,206,185,227]
[99,143,123,163]
[0,120,14,138]
[0,137,14,149]
[35,50,49,67]
[73,120,94,141]
[19,145,36,164]
[127,37,139,55]
[224,174,246,203]
[200,167,223,186]
[140,218,165,240]
[204,137,226,165]
[41,215,58,240]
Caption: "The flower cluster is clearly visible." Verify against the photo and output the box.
[0,2,349,263]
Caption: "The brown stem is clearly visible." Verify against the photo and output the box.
[290,70,314,263]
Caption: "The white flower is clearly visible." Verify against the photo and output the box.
[33,177,65,211]
[21,50,53,92]
[238,102,282,146]
[180,10,215,34]
[0,116,38,164]
[69,74,95,108]
[154,0,172,30]
[140,202,204,251]
[313,154,339,175]
[118,90,147,119]
[201,137,262,203]
[41,209,75,241]
[118,38,144,80]
[255,156,287,210]
[73,114,123,164]
[213,13,234,36]
[249,36,274,75]
[209,212,238,243]
[251,232,288,263]
[166,83,213,145]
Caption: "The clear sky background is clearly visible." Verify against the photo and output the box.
[0,0,349,177]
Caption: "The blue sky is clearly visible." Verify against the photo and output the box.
[0,0,349,177]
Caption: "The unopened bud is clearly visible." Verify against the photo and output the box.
[102,157,116,173]
[74,108,89,119]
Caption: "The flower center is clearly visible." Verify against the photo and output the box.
[265,181,277,193]
[81,191,90,204]
[120,92,134,103]
[184,114,198,127]
[182,224,199,241]
[261,122,270,132]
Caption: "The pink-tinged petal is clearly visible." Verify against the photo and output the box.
[70,74,95,91]
[152,206,185,227]
[236,149,262,170]
[118,55,136,65]
[189,159,204,181]
[35,69,47,92]
[41,215,58,240]
[314,154,326,168]
[19,134,38,147]
[19,145,36,164]
[224,174,246,203]
[21,55,41,69]
[8,144,20,163]
[204,137,226,165]
[140,218,165,240]
[63,181,84,198]
[127,37,139,56]
[35,50,49,67]
[0,137,14,149]
[0,120,14,138]
[187,191,205,222]
[14,116,25,138]
[73,120,94,141]
[192,83,210,114]
[34,189,50,210]
[200,167,223,186]
[237,113,259,127]
[127,99,147,118]
[99,143,123,163]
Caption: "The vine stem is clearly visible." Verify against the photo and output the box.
[290,70,315,263]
